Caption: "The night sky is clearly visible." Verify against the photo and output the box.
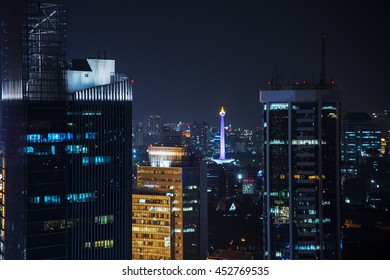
[2,0,389,128]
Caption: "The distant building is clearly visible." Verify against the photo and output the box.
[341,112,382,179]
[242,178,257,195]
[260,82,342,260]
[191,121,211,156]
[161,126,184,147]
[143,114,162,145]
[132,146,207,260]
[132,120,144,147]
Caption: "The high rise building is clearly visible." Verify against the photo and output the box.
[66,58,132,259]
[143,114,162,145]
[191,121,211,157]
[1,0,68,259]
[0,1,132,260]
[161,126,183,147]
[341,112,382,179]
[132,146,207,260]
[260,83,342,260]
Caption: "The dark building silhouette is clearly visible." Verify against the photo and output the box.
[0,1,132,259]
[260,82,342,259]
[1,0,68,259]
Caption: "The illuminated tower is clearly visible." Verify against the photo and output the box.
[219,106,226,160]
[213,107,234,165]
[260,84,342,260]
[132,146,208,260]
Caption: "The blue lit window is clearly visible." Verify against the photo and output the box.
[27,134,41,143]
[44,195,61,205]
[29,196,41,204]
[47,133,66,142]
[23,146,34,154]
[27,133,72,143]
[85,132,97,139]
[66,145,88,154]
[82,156,111,166]
[67,192,96,203]
[270,103,288,110]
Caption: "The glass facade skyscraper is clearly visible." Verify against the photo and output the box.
[260,85,342,260]
[1,1,68,259]
[66,58,132,259]
[1,1,132,259]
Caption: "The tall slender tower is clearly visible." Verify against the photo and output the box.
[219,106,226,160]
[260,84,342,260]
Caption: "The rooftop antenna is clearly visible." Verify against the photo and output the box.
[97,50,100,59]
[104,50,107,59]
[320,35,327,84]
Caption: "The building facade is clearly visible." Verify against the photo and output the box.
[260,85,342,260]
[66,58,132,259]
[1,1,68,259]
[1,1,132,260]
[132,146,207,260]
[341,112,382,179]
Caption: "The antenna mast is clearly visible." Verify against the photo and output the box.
[320,35,327,84]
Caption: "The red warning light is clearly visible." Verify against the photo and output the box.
[131,79,135,83]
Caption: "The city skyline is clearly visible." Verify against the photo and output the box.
[2,0,389,128]
[1,0,390,262]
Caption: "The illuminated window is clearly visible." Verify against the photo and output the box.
[95,215,114,224]
[85,132,97,139]
[66,145,88,154]
[26,133,72,143]
[82,156,111,165]
[94,240,114,248]
[43,219,66,230]
[23,146,34,154]
[44,195,61,205]
[270,103,288,110]
[29,196,41,204]
[67,192,96,203]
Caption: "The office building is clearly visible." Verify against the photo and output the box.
[143,114,162,145]
[1,1,132,259]
[191,121,211,157]
[132,146,207,260]
[0,0,68,259]
[260,82,342,260]
[66,58,132,259]
[341,112,382,179]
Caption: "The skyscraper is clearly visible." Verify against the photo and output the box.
[0,1,132,260]
[66,58,132,259]
[341,112,382,179]
[143,114,162,146]
[1,0,68,259]
[190,121,211,157]
[132,146,207,260]
[260,83,342,260]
